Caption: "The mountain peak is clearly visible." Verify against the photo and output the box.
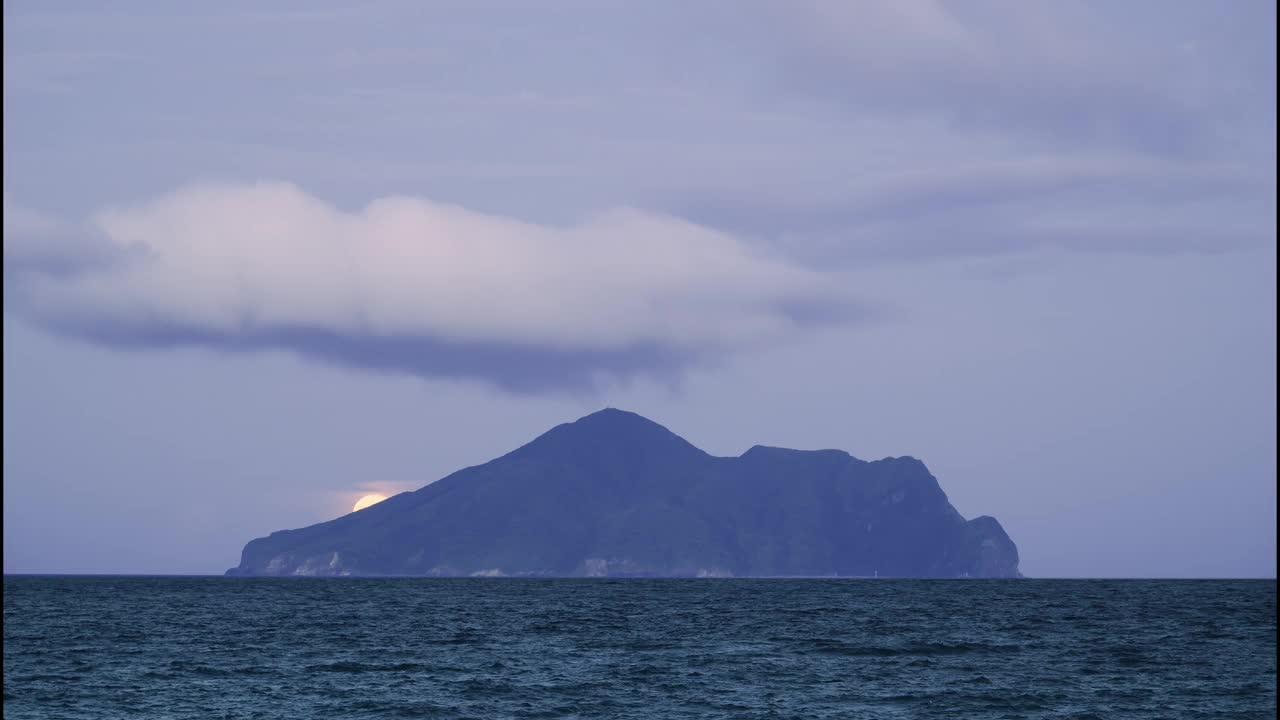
[574,407,661,427]
[514,408,706,459]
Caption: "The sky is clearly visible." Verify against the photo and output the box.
[3,0,1275,578]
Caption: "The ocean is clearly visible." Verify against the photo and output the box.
[3,577,1275,719]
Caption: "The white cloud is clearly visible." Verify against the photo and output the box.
[3,192,120,271]
[6,182,860,390]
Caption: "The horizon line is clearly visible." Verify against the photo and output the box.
[4,573,1276,580]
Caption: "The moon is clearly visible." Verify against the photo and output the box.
[352,493,388,512]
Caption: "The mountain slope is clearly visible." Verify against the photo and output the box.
[226,409,1021,578]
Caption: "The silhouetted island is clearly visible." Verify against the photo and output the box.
[226,409,1020,578]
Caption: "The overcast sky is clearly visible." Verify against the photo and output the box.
[4,0,1275,577]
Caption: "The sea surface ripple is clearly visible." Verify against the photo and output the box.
[3,578,1275,719]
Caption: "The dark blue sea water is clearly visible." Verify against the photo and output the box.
[3,578,1275,719]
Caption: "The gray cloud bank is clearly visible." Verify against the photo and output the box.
[669,156,1274,263]
[745,0,1273,152]
[661,0,1275,263]
[4,183,861,391]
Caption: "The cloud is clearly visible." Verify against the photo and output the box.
[744,0,1275,155]
[4,182,863,392]
[3,193,127,274]
[649,2,1275,264]
[666,156,1276,263]
[3,192,59,238]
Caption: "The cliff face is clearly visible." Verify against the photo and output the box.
[227,409,1021,578]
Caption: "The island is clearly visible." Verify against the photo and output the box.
[226,409,1021,578]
